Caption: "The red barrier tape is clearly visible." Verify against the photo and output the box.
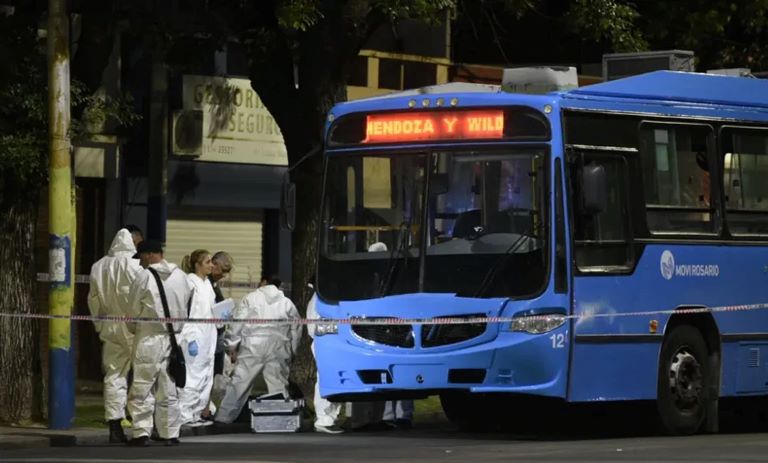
[1,302,767,326]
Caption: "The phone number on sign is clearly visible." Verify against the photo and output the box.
[204,144,235,155]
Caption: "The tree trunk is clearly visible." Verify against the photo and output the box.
[0,197,43,424]
[284,63,348,400]
[287,151,324,397]
[248,3,363,399]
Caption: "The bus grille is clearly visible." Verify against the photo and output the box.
[352,322,415,348]
[421,314,487,348]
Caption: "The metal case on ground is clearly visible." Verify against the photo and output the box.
[249,395,304,433]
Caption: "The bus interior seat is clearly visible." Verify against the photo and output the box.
[452,209,481,238]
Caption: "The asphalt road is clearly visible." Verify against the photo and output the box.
[3,425,768,463]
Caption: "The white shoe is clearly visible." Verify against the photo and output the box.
[186,419,213,428]
[315,424,345,434]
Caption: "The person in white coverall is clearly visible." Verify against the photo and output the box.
[178,249,218,426]
[126,241,192,446]
[87,228,142,443]
[383,400,414,429]
[214,275,301,424]
[307,284,344,434]
[348,242,393,431]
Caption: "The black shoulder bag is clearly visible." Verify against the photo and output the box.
[148,267,187,388]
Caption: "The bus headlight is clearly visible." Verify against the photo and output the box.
[315,322,338,336]
[509,314,566,334]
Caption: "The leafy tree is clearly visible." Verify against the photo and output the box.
[567,0,648,52]
[635,0,768,70]
[0,5,48,425]
[0,2,137,424]
[452,0,647,67]
[452,0,768,72]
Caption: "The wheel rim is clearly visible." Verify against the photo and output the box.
[668,348,703,412]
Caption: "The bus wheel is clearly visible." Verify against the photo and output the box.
[440,392,494,431]
[657,325,710,435]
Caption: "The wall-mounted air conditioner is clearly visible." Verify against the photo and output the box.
[171,110,203,156]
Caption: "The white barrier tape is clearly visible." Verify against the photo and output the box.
[1,302,768,326]
[36,273,91,284]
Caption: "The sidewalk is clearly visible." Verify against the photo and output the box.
[0,425,107,451]
[0,423,250,452]
[0,422,248,451]
[0,380,253,451]
[0,384,109,451]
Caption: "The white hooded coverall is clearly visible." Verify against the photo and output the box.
[178,273,218,424]
[215,285,301,424]
[126,260,191,440]
[307,292,343,428]
[87,229,142,421]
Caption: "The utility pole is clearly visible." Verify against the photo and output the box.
[47,0,75,429]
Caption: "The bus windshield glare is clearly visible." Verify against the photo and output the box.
[318,148,548,301]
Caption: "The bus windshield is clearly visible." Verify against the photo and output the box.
[318,148,548,301]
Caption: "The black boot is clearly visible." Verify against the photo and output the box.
[108,420,128,444]
[127,435,150,447]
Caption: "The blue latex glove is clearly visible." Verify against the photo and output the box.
[188,340,199,357]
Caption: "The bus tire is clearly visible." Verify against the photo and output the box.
[657,325,710,435]
[440,392,493,431]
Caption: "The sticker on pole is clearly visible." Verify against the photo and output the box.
[49,235,71,287]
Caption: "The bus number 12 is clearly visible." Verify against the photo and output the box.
[550,333,566,349]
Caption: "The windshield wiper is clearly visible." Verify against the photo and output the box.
[377,221,411,297]
[473,227,535,297]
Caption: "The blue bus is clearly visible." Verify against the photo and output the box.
[311,71,768,435]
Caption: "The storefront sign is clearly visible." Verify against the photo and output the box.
[182,75,288,166]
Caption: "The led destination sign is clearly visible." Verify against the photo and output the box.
[327,107,550,146]
[363,110,504,143]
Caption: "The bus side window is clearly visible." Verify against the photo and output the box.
[639,123,715,234]
[571,154,633,272]
[722,128,768,236]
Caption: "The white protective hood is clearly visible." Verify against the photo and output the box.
[107,229,136,258]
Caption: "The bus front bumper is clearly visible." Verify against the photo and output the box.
[315,327,568,401]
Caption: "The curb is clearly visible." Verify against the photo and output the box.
[180,422,250,437]
[0,436,54,452]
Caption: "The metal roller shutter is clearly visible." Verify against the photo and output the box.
[165,212,263,301]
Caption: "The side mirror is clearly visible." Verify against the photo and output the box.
[581,162,608,215]
[280,180,296,231]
